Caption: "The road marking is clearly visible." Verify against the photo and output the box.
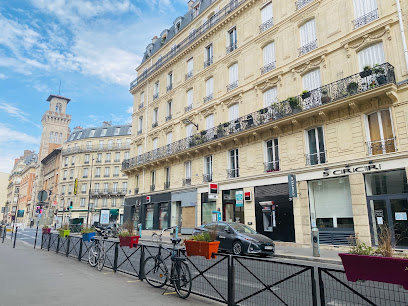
[103,272,113,274]
[127,280,140,282]
[163,292,177,295]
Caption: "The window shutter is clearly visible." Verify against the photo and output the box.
[261,3,273,23]
[300,19,316,46]
[264,87,278,107]
[263,42,275,66]
[229,104,239,121]
[187,89,193,106]
[166,132,172,145]
[302,69,321,91]
[229,63,238,83]
[353,0,377,18]
[206,114,214,129]
[206,77,214,95]
[358,42,385,70]
[187,58,193,72]
[153,138,158,150]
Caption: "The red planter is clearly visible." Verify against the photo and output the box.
[42,228,51,234]
[339,253,408,289]
[185,240,220,259]
[119,236,139,248]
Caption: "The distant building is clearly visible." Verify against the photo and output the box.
[0,172,9,222]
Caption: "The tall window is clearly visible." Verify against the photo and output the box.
[260,2,273,31]
[151,171,156,187]
[63,170,67,179]
[111,198,117,207]
[102,198,107,208]
[62,185,66,194]
[138,117,143,132]
[366,109,395,155]
[153,138,158,151]
[87,141,92,149]
[65,157,68,165]
[153,108,158,125]
[306,127,326,165]
[205,77,214,101]
[205,44,213,67]
[262,42,276,73]
[154,81,159,96]
[71,156,75,165]
[81,183,87,193]
[106,153,111,162]
[229,104,239,121]
[117,139,122,148]
[303,69,321,93]
[113,182,118,192]
[103,183,109,192]
[187,89,193,108]
[264,87,278,107]
[95,167,101,177]
[115,152,120,162]
[187,58,193,76]
[186,123,194,138]
[137,145,142,157]
[140,92,145,106]
[299,19,317,55]
[94,183,99,191]
[114,127,120,135]
[229,149,239,178]
[167,100,172,117]
[166,132,172,145]
[185,161,192,180]
[228,63,238,88]
[59,133,62,144]
[124,151,129,159]
[358,42,385,70]
[83,168,88,178]
[122,182,128,191]
[84,154,90,164]
[50,132,53,143]
[165,167,171,186]
[80,198,86,207]
[167,72,173,90]
[204,155,213,182]
[104,167,110,177]
[96,153,102,162]
[108,140,113,149]
[353,0,378,29]
[76,131,82,140]
[205,114,214,130]
[99,140,104,149]
[265,139,279,172]
[114,166,119,177]
[227,27,237,52]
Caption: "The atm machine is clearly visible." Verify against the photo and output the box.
[259,201,276,232]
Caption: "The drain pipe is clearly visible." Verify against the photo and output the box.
[396,0,408,74]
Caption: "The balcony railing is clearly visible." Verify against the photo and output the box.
[182,178,191,186]
[105,160,111,163]
[150,184,155,192]
[122,63,395,171]
[62,144,130,155]
[353,9,378,29]
[261,61,276,74]
[164,182,171,189]
[152,122,158,128]
[204,57,213,68]
[299,39,317,56]
[226,41,238,54]
[306,151,327,166]
[227,81,238,92]
[153,93,159,100]
[296,0,313,10]
[185,70,193,80]
[90,189,127,197]
[367,137,396,155]
[185,105,193,112]
[203,174,212,183]
[130,0,246,90]
[167,84,173,92]
[203,93,213,103]
[264,161,280,172]
[227,168,239,178]
[139,103,144,109]
[259,18,273,33]
[165,114,172,122]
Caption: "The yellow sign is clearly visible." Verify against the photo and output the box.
[74,179,78,195]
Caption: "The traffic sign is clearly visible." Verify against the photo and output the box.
[37,190,48,202]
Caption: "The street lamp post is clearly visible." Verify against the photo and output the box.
[182,118,198,130]
[86,155,95,227]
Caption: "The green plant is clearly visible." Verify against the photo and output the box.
[217,125,224,133]
[119,219,134,237]
[372,64,384,75]
[363,65,371,71]
[375,225,394,257]
[80,226,95,234]
[42,225,49,229]
[321,89,328,95]
[189,231,216,242]
[302,90,309,95]
[348,237,375,255]
[60,223,70,231]
[288,97,301,110]
[347,82,358,92]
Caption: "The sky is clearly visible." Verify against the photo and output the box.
[0,0,187,173]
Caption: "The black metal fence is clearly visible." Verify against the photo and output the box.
[40,233,408,305]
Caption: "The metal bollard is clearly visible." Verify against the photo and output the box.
[13,227,18,248]
[34,224,39,249]
[2,226,5,243]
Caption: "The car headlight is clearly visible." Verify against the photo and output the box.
[244,237,259,243]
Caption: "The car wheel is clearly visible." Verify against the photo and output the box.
[232,241,243,255]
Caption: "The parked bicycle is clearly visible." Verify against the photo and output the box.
[143,227,192,299]
[88,226,109,271]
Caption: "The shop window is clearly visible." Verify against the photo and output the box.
[202,193,216,224]
[365,170,408,196]
[145,204,154,230]
[365,109,395,155]
[306,126,326,165]
[159,203,169,229]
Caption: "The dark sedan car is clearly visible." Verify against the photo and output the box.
[193,222,275,256]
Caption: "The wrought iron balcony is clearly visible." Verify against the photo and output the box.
[203,174,212,183]
[150,184,155,192]
[134,188,139,194]
[296,0,313,10]
[306,151,327,166]
[83,175,88,178]
[261,61,276,75]
[152,122,158,128]
[138,103,144,109]
[164,182,171,189]
[113,174,119,177]
[227,81,238,92]
[204,57,213,68]
[299,40,317,56]
[122,63,395,171]
[182,178,191,186]
[226,41,238,54]
[153,93,159,101]
[70,177,73,179]
[185,70,193,80]
[63,177,66,180]
[96,160,102,163]
[90,189,126,197]
[64,163,68,167]
[165,114,172,122]
[367,137,396,156]
[185,105,193,112]
[104,174,110,177]
[105,160,111,163]
[259,18,273,33]
[203,93,213,103]
[353,9,378,29]
[264,161,280,173]
[166,84,173,92]
[95,174,100,178]
[137,130,143,136]
[130,0,247,90]
[227,168,239,178]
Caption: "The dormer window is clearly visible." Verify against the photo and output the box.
[192,3,200,18]
[175,22,181,33]
[100,128,107,137]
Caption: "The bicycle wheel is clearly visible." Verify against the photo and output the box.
[97,244,105,271]
[172,261,192,299]
[143,256,168,288]
[88,243,98,267]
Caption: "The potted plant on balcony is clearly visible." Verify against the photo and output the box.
[184,229,220,260]
[42,225,51,235]
[321,88,331,104]
[119,220,139,248]
[339,226,408,289]
[373,64,386,85]
[216,124,224,138]
[58,223,70,238]
[288,97,301,113]
[301,90,311,99]
[81,226,96,242]
[347,82,358,95]
[359,65,372,78]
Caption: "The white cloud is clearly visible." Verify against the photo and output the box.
[126,106,133,114]
[0,124,41,144]
[0,101,41,128]
[0,73,7,79]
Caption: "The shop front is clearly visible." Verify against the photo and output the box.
[172,189,197,234]
[123,196,143,226]
[222,189,244,224]
[201,192,217,225]
[255,183,295,242]
[365,169,408,247]
[140,192,171,231]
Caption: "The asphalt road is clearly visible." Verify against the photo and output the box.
[12,227,41,246]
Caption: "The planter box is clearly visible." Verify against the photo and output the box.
[42,228,51,234]
[359,69,372,78]
[339,253,408,289]
[119,236,139,248]
[185,240,220,260]
[59,229,70,238]
[377,75,387,85]
[82,232,96,242]
[301,92,311,99]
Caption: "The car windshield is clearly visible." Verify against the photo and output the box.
[229,223,257,234]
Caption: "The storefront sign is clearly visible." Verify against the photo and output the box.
[323,164,381,177]
[74,179,78,195]
[208,183,218,200]
[236,191,243,207]
[244,191,251,201]
[53,201,57,206]
[146,195,151,203]
[395,212,407,221]
[288,174,297,197]
[100,209,110,225]
[17,210,24,217]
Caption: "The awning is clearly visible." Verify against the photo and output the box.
[110,209,119,216]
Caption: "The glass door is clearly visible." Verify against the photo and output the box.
[390,198,408,247]
[224,203,234,222]
[369,199,388,246]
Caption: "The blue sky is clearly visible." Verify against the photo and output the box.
[0,0,187,172]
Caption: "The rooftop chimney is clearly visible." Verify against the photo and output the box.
[102,121,112,127]
[152,36,158,44]
[187,0,194,10]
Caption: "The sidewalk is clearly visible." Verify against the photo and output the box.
[0,240,220,306]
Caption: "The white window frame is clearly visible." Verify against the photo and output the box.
[185,161,192,179]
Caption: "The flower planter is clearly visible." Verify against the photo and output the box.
[321,96,331,104]
[184,240,220,260]
[82,232,96,242]
[359,69,372,78]
[339,253,408,289]
[119,236,140,248]
[377,75,387,85]
[301,91,311,99]
[42,228,51,234]
[59,229,70,238]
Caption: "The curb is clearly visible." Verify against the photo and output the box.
[274,253,342,265]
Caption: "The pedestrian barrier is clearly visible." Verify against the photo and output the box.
[39,233,408,305]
